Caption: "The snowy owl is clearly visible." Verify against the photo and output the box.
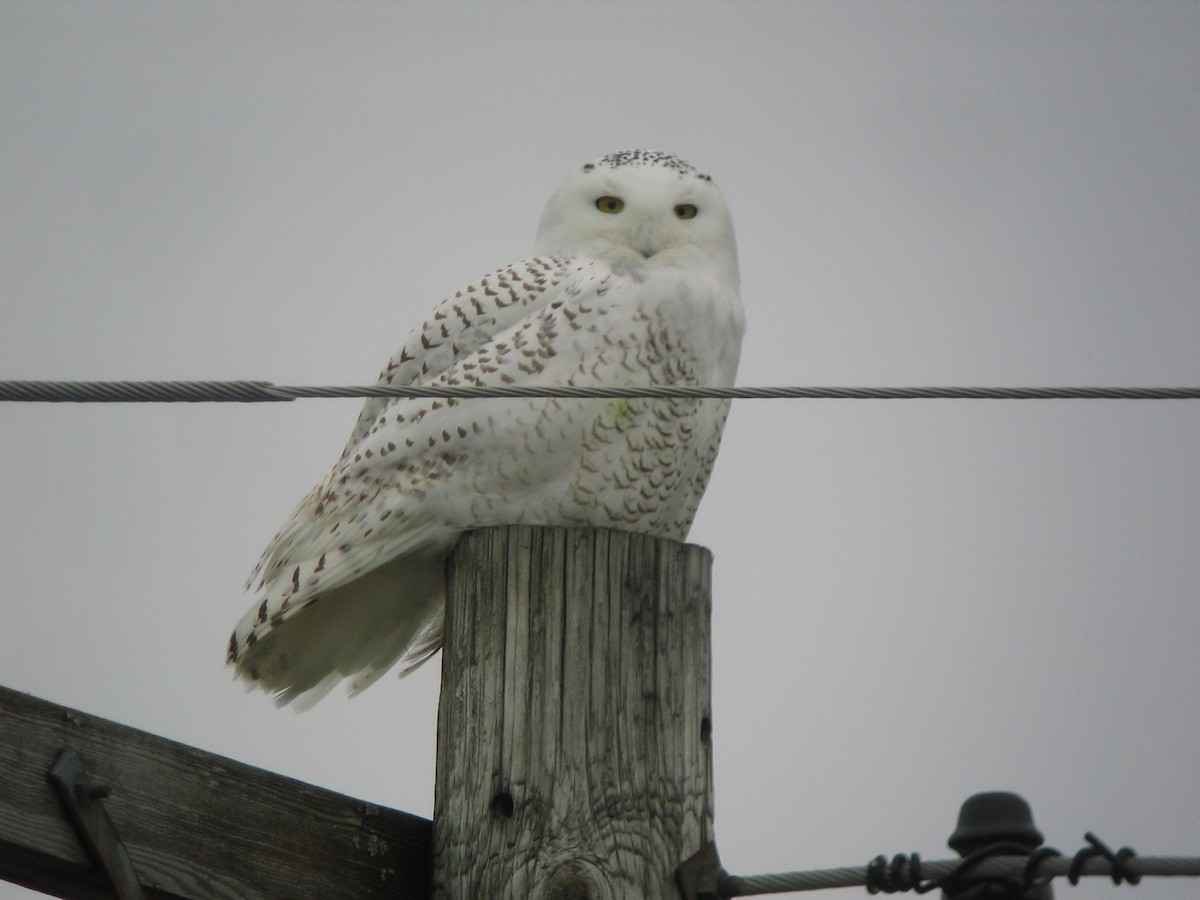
[228,150,744,707]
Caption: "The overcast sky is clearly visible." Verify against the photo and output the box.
[3,2,1199,897]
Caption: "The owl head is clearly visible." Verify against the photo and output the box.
[533,150,738,283]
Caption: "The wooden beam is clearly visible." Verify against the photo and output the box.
[434,526,715,898]
[0,685,431,899]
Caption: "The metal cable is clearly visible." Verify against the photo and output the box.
[0,380,292,403]
[3,380,1200,403]
[721,854,1200,895]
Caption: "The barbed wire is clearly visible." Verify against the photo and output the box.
[676,832,1200,897]
[719,849,1200,896]
[3,380,1200,404]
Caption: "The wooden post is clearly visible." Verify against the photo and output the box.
[433,526,715,899]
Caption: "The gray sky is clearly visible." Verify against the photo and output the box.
[3,2,1199,897]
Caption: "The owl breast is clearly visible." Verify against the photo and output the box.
[435,263,742,541]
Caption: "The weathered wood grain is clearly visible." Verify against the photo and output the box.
[434,526,715,899]
[0,685,431,899]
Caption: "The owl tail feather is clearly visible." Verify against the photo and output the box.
[230,554,445,710]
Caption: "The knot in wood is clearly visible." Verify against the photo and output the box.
[543,860,606,900]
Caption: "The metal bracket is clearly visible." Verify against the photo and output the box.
[676,840,735,899]
[48,746,147,900]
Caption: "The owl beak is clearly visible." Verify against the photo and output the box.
[631,221,661,259]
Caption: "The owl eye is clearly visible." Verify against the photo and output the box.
[674,203,699,220]
[595,195,624,213]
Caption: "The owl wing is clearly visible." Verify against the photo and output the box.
[340,256,572,454]
[245,256,571,591]
[234,256,608,658]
